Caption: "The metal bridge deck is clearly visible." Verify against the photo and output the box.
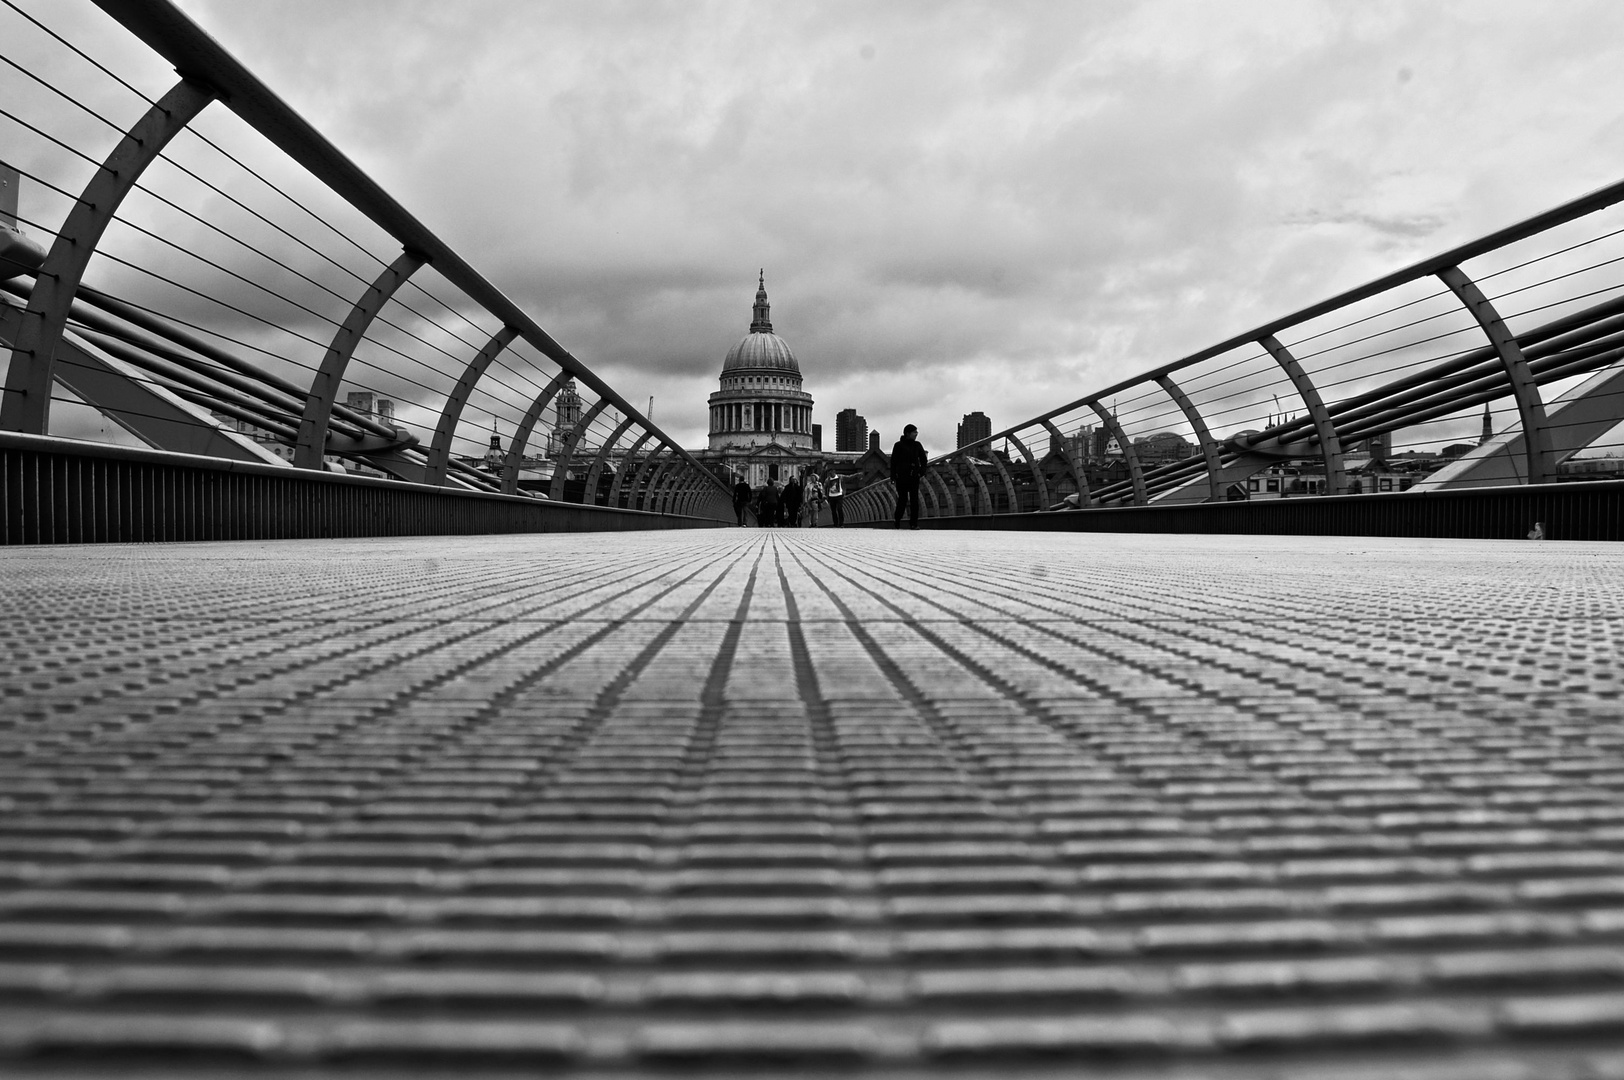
[2,530,1623,1078]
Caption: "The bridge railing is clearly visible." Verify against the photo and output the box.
[0,0,733,534]
[847,174,1624,528]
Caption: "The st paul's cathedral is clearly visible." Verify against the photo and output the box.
[696,273,860,488]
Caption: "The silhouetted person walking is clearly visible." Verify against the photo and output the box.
[732,477,752,526]
[757,479,779,527]
[782,474,803,529]
[891,424,927,529]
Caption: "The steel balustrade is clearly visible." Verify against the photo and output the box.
[0,0,734,535]
[843,171,1624,526]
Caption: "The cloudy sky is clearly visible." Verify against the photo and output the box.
[23,1,1624,452]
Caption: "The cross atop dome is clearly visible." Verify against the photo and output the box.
[750,269,773,334]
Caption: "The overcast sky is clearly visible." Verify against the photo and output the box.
[29,1,1624,452]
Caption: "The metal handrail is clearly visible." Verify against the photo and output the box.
[9,0,733,514]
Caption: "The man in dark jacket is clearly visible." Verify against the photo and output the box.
[732,476,753,526]
[891,424,928,529]
[756,479,779,527]
[782,474,803,528]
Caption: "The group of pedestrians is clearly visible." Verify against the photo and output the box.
[727,422,929,529]
[732,469,848,527]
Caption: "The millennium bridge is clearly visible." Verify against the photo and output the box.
[3,3,1624,1078]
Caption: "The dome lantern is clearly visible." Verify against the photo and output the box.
[749,268,773,333]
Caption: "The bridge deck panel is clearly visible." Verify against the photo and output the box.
[1,531,1621,1076]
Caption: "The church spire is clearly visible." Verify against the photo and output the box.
[749,269,773,333]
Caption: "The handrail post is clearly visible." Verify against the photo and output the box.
[643,457,675,512]
[610,431,654,507]
[583,417,634,505]
[1155,374,1224,502]
[2,79,214,433]
[925,469,952,516]
[1087,400,1147,504]
[547,398,608,501]
[1039,419,1090,507]
[630,450,667,511]
[294,249,425,469]
[983,442,1019,512]
[958,454,992,514]
[425,325,517,485]
[1259,334,1347,495]
[1437,265,1553,484]
[500,371,569,494]
[1005,432,1050,511]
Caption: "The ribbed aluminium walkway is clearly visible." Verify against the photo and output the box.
[2,529,1623,1078]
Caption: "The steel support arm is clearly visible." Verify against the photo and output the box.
[924,469,950,516]
[2,78,214,434]
[959,455,992,514]
[425,325,517,485]
[610,432,654,507]
[1437,264,1553,484]
[1005,432,1050,510]
[294,250,424,469]
[631,452,668,511]
[985,445,1018,513]
[641,455,675,512]
[548,398,608,501]
[1039,419,1090,506]
[584,417,634,505]
[657,467,685,515]
[501,371,570,495]
[1155,374,1224,502]
[1087,400,1147,504]
[1259,334,1346,495]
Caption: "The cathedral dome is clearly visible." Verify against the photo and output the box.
[721,271,800,374]
[723,332,799,373]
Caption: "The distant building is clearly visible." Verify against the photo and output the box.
[1480,403,1493,445]
[1132,431,1194,467]
[835,408,868,452]
[214,386,392,476]
[957,411,991,449]
[870,430,881,453]
[544,377,588,456]
[345,391,395,425]
[1350,431,1391,460]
